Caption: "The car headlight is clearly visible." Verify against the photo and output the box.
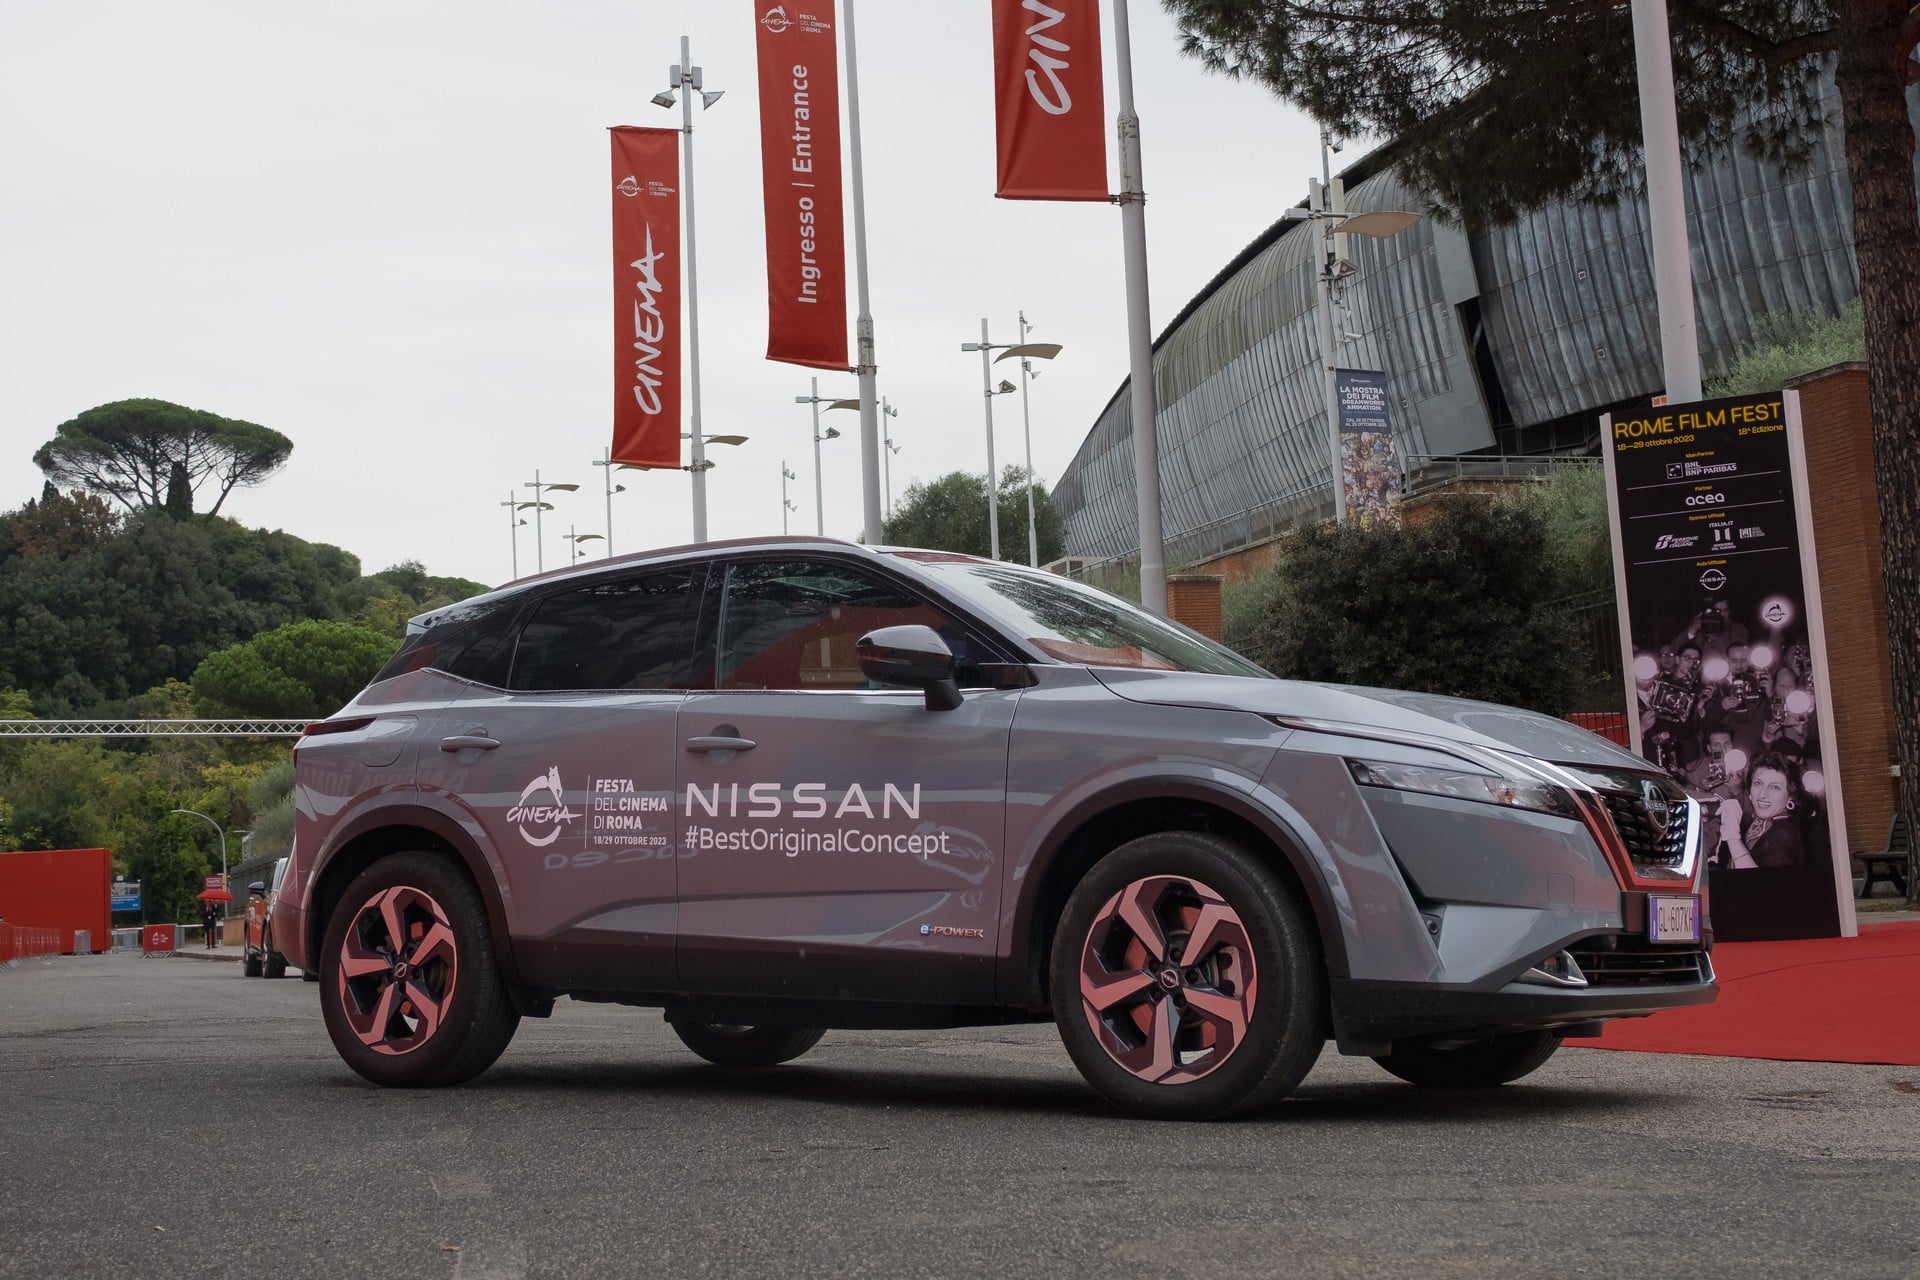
[1347,757,1581,820]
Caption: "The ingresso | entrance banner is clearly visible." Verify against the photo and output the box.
[753,1,849,371]
[1601,390,1855,941]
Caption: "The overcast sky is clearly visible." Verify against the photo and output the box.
[0,1,1327,588]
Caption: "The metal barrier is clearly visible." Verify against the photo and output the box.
[0,922,65,966]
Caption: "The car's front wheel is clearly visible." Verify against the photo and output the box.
[669,1020,825,1067]
[242,949,263,978]
[317,852,519,1087]
[1372,1030,1564,1088]
[1050,831,1327,1120]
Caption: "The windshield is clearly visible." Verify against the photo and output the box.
[898,556,1270,678]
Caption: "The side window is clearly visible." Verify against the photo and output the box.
[372,595,523,687]
[509,568,699,692]
[715,559,967,691]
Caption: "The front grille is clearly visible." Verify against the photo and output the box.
[1600,787,1689,868]
[1568,935,1710,987]
[1563,767,1691,868]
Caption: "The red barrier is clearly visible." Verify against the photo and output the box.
[0,921,65,964]
[140,923,177,956]
[1564,711,1631,746]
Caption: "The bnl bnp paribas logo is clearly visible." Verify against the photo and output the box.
[510,767,580,847]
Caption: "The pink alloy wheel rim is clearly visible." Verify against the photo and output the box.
[1079,875,1259,1084]
[336,885,459,1056]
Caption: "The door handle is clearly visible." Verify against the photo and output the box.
[686,735,757,754]
[440,735,502,752]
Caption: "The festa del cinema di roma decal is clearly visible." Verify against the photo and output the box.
[508,767,953,866]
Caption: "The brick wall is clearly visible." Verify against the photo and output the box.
[1166,575,1225,641]
[1790,363,1899,853]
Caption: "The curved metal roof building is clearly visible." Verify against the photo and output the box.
[1053,91,1863,567]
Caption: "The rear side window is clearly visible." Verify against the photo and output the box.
[509,568,700,692]
[373,594,523,687]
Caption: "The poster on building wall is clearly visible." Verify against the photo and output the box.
[1334,368,1401,522]
[1601,390,1854,941]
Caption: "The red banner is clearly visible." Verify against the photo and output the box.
[610,126,683,468]
[992,0,1108,200]
[754,3,849,370]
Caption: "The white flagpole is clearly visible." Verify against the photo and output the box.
[1110,0,1165,614]
[1629,0,1702,404]
[841,0,885,546]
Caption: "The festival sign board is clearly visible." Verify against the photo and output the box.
[1601,390,1855,940]
[1334,368,1401,522]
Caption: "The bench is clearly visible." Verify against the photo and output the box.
[1854,813,1911,898]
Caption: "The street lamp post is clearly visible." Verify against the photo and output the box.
[965,320,1063,563]
[960,320,1010,560]
[565,526,604,564]
[881,398,899,520]
[653,36,726,542]
[612,431,747,542]
[589,448,628,555]
[520,470,578,572]
[170,807,228,918]
[1288,132,1421,522]
[498,491,528,579]
[795,379,851,536]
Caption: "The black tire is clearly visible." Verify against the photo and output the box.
[1372,1030,1564,1088]
[242,950,263,978]
[1049,831,1327,1120]
[263,949,287,980]
[317,852,520,1087]
[670,1020,825,1068]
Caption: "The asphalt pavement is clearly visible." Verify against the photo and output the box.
[4,953,1918,1279]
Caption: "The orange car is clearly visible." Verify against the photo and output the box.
[242,856,290,978]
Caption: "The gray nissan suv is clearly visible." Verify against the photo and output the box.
[274,537,1713,1119]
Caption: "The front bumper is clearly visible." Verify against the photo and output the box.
[1332,959,1716,1051]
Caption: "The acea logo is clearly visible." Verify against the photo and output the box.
[509,766,579,848]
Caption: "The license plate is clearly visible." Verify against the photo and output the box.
[1648,895,1701,943]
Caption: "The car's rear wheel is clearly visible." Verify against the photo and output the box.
[317,852,519,1087]
[669,1020,825,1068]
[1372,1030,1564,1088]
[1049,831,1326,1120]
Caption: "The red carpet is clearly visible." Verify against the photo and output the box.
[1567,921,1920,1066]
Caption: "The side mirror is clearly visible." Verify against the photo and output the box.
[857,625,963,712]
[247,882,266,894]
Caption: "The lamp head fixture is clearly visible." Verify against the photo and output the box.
[783,465,797,480]
[822,426,842,441]
[997,379,1017,395]
[651,90,677,109]
[701,90,725,109]
[995,342,1062,364]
